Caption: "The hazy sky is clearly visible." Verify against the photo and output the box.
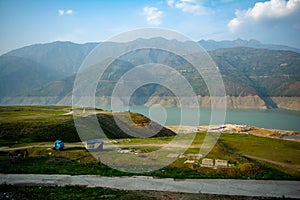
[0,0,300,54]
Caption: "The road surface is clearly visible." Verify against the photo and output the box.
[0,174,299,198]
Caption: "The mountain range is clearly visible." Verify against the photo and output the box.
[198,39,300,53]
[0,39,299,110]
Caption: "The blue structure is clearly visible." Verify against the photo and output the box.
[53,140,64,150]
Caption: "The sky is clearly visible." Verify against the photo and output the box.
[0,0,300,55]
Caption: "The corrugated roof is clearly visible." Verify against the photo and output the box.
[86,139,103,144]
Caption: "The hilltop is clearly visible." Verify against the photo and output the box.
[0,106,175,146]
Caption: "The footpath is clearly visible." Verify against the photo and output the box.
[0,174,299,198]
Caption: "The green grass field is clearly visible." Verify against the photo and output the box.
[220,133,300,165]
[0,106,299,180]
[0,106,174,146]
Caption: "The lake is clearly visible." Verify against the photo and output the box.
[99,106,300,131]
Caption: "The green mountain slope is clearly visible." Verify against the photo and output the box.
[0,39,299,109]
[3,41,98,76]
[0,56,58,98]
[211,48,300,97]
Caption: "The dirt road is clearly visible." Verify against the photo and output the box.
[0,174,299,198]
[243,154,300,171]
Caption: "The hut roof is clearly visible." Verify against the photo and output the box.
[86,139,103,144]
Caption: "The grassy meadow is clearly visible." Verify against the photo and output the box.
[0,106,299,180]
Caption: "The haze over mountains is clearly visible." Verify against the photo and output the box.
[0,39,299,110]
[198,39,300,53]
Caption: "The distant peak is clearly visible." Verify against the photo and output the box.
[248,39,261,44]
[235,38,244,42]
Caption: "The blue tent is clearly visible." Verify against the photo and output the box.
[53,140,64,150]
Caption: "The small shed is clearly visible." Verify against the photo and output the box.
[53,140,64,150]
[200,158,214,167]
[84,139,103,151]
[215,159,228,167]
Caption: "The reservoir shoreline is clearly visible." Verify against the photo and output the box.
[126,106,300,132]
[165,124,300,142]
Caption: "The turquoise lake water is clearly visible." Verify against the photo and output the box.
[99,106,300,131]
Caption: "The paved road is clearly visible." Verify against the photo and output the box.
[1,174,299,198]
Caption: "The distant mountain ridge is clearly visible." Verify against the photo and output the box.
[3,39,300,58]
[0,39,299,110]
[199,39,300,53]
[0,41,97,98]
[3,41,98,76]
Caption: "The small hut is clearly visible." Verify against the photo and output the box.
[84,139,103,151]
[53,140,64,150]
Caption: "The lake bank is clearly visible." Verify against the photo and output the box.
[124,106,300,132]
